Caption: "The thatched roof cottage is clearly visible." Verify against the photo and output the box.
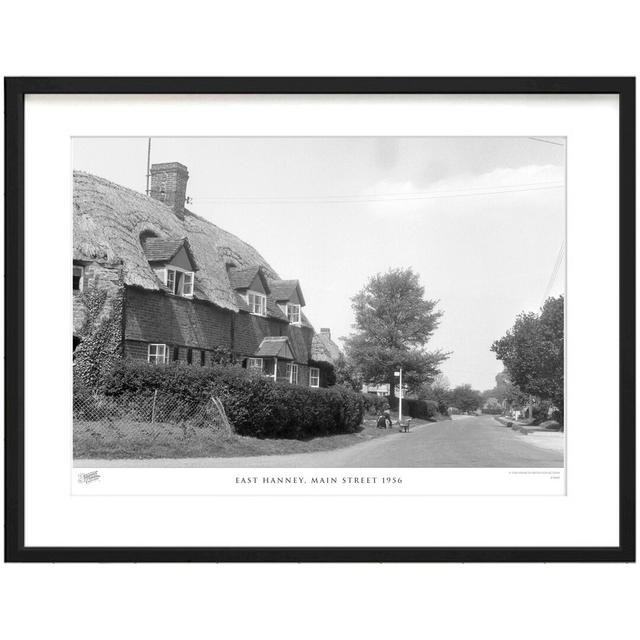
[73,161,333,388]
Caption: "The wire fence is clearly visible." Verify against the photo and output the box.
[73,390,234,452]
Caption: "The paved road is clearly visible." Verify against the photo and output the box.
[76,415,564,468]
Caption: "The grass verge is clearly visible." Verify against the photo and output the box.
[74,411,432,460]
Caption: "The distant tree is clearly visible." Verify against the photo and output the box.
[449,384,483,412]
[419,374,451,414]
[481,371,527,408]
[333,354,363,392]
[491,296,564,420]
[344,268,449,399]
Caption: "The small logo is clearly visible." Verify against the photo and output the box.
[78,470,101,484]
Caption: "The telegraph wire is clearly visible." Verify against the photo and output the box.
[528,137,565,146]
[189,181,564,205]
[541,240,566,307]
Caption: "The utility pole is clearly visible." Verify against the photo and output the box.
[145,137,151,196]
[394,368,403,423]
[399,367,403,423]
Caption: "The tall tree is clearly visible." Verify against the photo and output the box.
[344,268,448,398]
[491,296,564,419]
[448,384,483,412]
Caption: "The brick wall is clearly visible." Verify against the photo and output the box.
[125,287,234,350]
[125,340,220,366]
[287,324,314,363]
[149,162,188,217]
[232,311,287,360]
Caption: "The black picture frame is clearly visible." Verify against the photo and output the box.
[4,77,635,563]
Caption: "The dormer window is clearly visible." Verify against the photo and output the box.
[73,265,84,291]
[287,303,301,324]
[143,237,198,299]
[247,291,267,316]
[164,267,194,298]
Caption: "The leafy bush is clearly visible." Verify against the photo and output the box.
[531,400,562,425]
[389,396,439,420]
[361,393,390,415]
[102,360,364,439]
[481,407,504,415]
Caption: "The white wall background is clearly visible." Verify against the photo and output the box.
[1,2,638,640]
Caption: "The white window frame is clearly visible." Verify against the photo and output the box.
[248,357,264,372]
[247,290,267,317]
[310,367,320,388]
[164,267,195,298]
[287,363,299,384]
[287,303,301,324]
[73,265,84,291]
[183,271,194,297]
[148,343,168,364]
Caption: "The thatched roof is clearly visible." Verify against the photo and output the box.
[311,331,342,364]
[73,171,279,312]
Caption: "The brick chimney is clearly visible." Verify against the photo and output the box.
[320,328,331,339]
[149,162,189,219]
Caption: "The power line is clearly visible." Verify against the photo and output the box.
[541,240,566,307]
[528,136,565,146]
[190,181,564,205]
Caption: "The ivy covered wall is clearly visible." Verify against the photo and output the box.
[73,263,125,389]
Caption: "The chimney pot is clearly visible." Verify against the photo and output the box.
[149,162,189,219]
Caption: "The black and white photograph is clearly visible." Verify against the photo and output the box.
[72,136,565,472]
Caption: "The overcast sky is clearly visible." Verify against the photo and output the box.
[73,136,566,391]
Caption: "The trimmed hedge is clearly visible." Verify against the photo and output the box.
[389,396,439,420]
[362,393,390,415]
[102,360,364,439]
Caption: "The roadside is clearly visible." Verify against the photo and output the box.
[492,416,564,453]
[75,414,563,469]
[516,431,564,453]
[73,410,436,461]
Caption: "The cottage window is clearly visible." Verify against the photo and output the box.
[183,271,194,297]
[165,268,195,298]
[200,350,206,366]
[286,363,299,384]
[247,291,267,316]
[310,367,320,388]
[187,348,193,365]
[148,343,168,364]
[73,265,84,291]
[166,269,175,292]
[172,346,180,362]
[248,357,263,371]
[287,303,301,324]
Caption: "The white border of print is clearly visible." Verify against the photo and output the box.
[24,94,618,548]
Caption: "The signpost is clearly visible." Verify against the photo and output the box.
[394,368,403,423]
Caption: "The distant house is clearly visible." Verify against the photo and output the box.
[73,162,330,387]
[311,328,342,364]
[362,383,391,397]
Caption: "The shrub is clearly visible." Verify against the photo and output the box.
[361,393,390,415]
[531,400,561,425]
[389,396,439,420]
[481,407,504,415]
[102,359,364,439]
